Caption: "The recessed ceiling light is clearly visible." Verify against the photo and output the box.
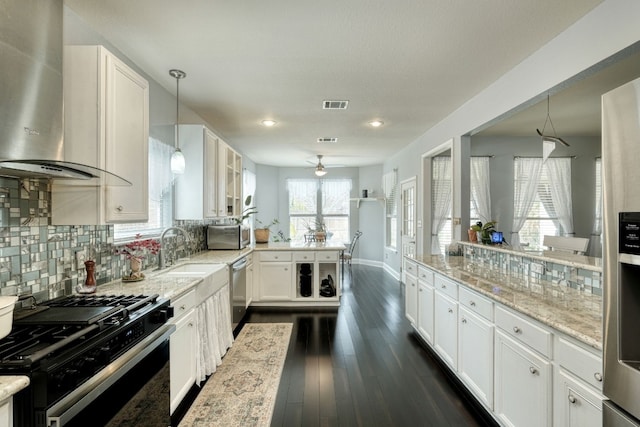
[369,120,384,127]
[261,120,276,127]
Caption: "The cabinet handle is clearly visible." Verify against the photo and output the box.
[180,305,186,310]
[188,322,194,327]
[441,284,446,289]
[461,318,467,324]
[284,267,288,271]
[594,372,603,382]
[513,326,521,334]
[529,366,538,375]
[448,308,453,314]
[568,395,577,404]
[419,288,423,292]
[470,301,476,307]
[116,205,124,212]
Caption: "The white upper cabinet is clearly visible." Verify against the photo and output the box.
[52,45,149,224]
[175,125,219,220]
[217,139,242,217]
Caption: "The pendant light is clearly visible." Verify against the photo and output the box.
[170,69,187,174]
[536,94,569,163]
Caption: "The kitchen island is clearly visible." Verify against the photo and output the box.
[404,246,604,427]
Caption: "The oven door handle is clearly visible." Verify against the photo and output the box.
[46,323,176,427]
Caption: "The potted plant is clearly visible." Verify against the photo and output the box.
[470,221,497,244]
[255,218,279,243]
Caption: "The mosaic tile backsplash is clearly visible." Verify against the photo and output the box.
[459,242,603,296]
[0,178,207,303]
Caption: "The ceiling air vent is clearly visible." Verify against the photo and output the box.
[323,100,349,110]
[317,137,338,144]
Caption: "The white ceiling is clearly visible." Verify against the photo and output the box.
[64,0,603,167]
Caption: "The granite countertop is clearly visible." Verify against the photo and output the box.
[0,376,29,402]
[412,255,603,350]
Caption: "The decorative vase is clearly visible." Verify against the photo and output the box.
[130,257,143,278]
[315,231,326,242]
[468,229,477,242]
[76,260,97,294]
[255,229,270,243]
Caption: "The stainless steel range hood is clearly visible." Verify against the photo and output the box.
[0,0,130,185]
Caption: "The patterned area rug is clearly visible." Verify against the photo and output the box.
[179,323,292,427]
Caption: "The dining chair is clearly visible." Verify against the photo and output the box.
[341,231,363,280]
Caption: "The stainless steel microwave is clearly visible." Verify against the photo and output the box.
[206,225,250,250]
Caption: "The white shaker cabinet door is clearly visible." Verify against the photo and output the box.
[495,330,552,427]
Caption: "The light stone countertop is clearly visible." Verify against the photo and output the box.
[411,255,603,350]
[0,376,29,402]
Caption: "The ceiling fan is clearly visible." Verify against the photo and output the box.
[314,155,327,176]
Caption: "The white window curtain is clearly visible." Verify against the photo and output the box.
[512,158,543,248]
[545,158,574,235]
[321,179,352,214]
[287,179,318,214]
[431,157,452,253]
[243,169,256,229]
[589,158,602,257]
[470,157,492,224]
[383,170,398,248]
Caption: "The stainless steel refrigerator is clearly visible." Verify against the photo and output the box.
[603,76,640,426]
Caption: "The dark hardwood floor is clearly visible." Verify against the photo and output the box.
[243,265,496,427]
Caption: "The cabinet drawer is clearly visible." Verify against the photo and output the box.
[495,305,552,358]
[417,266,434,286]
[293,252,315,262]
[259,251,292,262]
[316,251,338,262]
[556,336,603,391]
[459,286,493,321]
[404,259,418,276]
[434,274,458,300]
[171,289,196,321]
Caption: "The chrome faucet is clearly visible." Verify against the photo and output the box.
[158,226,190,269]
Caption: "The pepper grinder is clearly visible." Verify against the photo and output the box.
[77,260,97,294]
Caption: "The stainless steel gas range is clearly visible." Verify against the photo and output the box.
[0,294,175,427]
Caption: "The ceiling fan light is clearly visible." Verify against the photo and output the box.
[261,119,276,127]
[369,120,384,127]
[315,167,327,177]
[171,148,186,174]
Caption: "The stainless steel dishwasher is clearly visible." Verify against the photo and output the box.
[231,257,247,329]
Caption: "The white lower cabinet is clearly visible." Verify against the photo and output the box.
[259,262,293,300]
[495,329,552,427]
[417,281,434,344]
[0,397,12,427]
[405,271,418,326]
[434,291,458,369]
[169,308,196,414]
[554,368,603,427]
[458,305,494,409]
[169,290,197,414]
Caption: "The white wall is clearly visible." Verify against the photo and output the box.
[384,0,640,274]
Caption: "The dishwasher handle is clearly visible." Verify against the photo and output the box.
[232,258,247,271]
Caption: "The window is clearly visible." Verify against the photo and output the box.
[114,137,174,240]
[287,179,351,242]
[514,157,572,249]
[243,169,256,229]
[383,170,397,249]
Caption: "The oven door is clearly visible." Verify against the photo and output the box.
[46,324,175,427]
